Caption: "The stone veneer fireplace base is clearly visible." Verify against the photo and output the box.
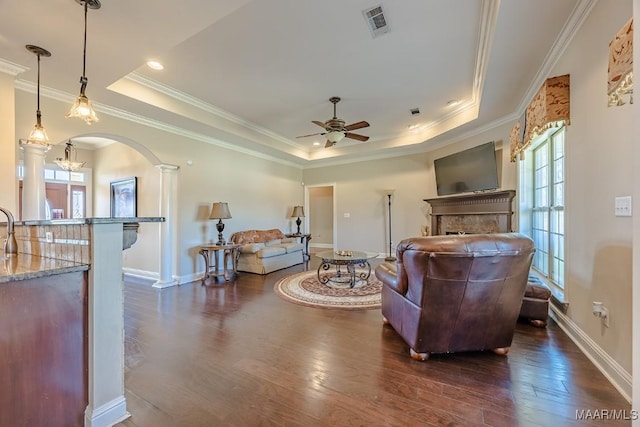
[424,190,516,235]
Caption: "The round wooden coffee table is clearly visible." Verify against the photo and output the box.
[315,250,377,288]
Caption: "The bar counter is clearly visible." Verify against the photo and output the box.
[0,216,163,427]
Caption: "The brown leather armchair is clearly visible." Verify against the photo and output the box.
[375,233,535,361]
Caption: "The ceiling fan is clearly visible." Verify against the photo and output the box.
[296,97,370,148]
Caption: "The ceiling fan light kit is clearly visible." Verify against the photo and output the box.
[296,97,370,148]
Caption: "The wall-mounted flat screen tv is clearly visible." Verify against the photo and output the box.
[434,141,499,196]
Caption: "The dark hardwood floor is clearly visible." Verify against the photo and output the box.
[118,259,631,426]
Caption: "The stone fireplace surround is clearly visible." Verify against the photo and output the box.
[424,190,516,235]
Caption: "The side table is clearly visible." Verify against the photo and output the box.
[199,244,241,283]
[286,233,312,260]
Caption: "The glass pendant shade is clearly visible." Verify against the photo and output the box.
[55,141,86,171]
[26,122,50,145]
[66,92,99,124]
[67,0,101,125]
[24,45,51,146]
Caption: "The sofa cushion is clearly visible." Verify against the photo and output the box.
[256,246,287,259]
[265,239,282,247]
[230,229,286,245]
[282,237,296,243]
[280,242,303,253]
[525,275,552,300]
[240,242,265,254]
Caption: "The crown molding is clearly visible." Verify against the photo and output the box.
[125,72,302,151]
[14,79,304,169]
[0,58,28,77]
[474,0,501,104]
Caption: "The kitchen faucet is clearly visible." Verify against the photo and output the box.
[0,207,18,255]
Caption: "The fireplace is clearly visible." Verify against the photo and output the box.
[424,190,516,235]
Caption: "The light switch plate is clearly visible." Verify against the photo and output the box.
[614,196,632,217]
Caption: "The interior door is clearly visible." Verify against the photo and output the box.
[45,183,68,218]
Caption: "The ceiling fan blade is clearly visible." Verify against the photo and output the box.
[296,132,325,138]
[344,132,369,142]
[344,121,370,131]
[312,120,329,130]
[324,140,334,148]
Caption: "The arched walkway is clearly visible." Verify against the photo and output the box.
[69,133,179,287]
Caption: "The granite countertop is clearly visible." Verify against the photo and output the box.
[0,252,89,283]
[16,216,164,226]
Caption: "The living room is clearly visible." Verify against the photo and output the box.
[0,0,638,425]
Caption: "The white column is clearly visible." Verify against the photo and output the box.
[19,141,49,220]
[153,164,179,288]
[85,222,130,427]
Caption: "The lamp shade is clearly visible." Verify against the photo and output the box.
[209,202,231,219]
[291,206,305,218]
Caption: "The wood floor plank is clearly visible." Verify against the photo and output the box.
[117,259,631,426]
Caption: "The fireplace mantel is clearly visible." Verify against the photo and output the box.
[424,190,516,235]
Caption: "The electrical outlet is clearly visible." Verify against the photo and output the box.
[45,231,53,243]
[601,307,610,327]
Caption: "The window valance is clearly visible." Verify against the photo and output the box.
[510,74,570,162]
[608,18,633,107]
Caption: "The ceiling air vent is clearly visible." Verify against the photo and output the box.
[363,5,389,38]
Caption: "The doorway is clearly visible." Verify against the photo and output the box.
[305,184,337,251]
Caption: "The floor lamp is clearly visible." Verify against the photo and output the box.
[385,191,396,261]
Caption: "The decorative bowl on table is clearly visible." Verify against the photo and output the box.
[335,250,353,257]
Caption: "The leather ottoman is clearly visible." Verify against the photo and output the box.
[519,275,552,327]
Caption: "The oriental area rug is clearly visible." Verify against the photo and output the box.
[274,269,382,310]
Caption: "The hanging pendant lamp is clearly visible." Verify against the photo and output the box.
[25,45,52,145]
[55,140,86,171]
[66,0,101,125]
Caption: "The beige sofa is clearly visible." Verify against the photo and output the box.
[229,229,304,274]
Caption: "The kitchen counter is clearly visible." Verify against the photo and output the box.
[0,251,89,283]
[1,216,164,426]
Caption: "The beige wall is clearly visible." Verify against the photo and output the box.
[550,0,634,373]
[0,73,17,211]
[302,124,515,255]
[12,89,304,279]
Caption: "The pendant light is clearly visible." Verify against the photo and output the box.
[25,45,52,145]
[66,0,101,125]
[55,140,86,171]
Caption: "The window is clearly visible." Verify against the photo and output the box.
[519,127,565,289]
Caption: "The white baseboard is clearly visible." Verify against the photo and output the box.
[122,267,159,281]
[309,243,333,249]
[175,271,205,285]
[550,306,632,403]
[123,267,200,287]
[84,396,130,427]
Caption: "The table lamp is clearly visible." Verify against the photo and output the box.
[291,206,305,235]
[209,202,232,245]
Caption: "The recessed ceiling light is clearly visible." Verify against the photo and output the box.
[446,99,460,107]
[313,142,321,146]
[146,60,164,71]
